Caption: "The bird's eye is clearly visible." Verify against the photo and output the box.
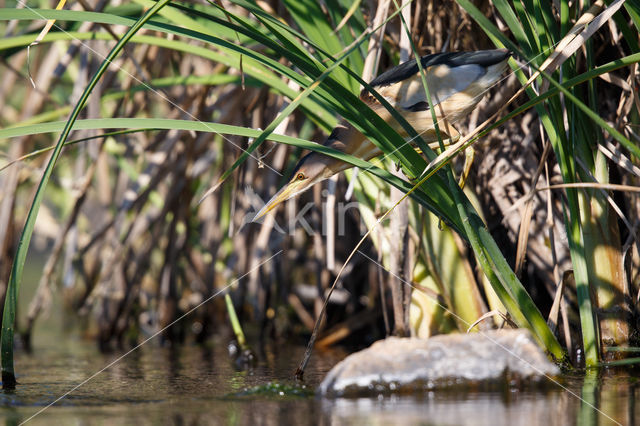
[296,173,305,181]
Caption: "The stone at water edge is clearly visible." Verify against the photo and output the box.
[318,329,560,396]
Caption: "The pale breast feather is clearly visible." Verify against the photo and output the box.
[396,64,487,111]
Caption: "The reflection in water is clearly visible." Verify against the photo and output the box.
[0,338,637,425]
[323,393,573,426]
[578,369,639,426]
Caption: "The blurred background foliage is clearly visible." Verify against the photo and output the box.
[0,0,639,371]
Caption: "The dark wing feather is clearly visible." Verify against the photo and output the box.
[369,49,510,88]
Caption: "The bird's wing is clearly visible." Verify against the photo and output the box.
[378,64,486,112]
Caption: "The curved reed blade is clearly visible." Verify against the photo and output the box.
[0,0,172,389]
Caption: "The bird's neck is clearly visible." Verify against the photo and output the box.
[325,123,378,160]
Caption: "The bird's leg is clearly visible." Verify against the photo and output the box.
[432,125,475,189]
[458,146,475,189]
[423,124,475,190]
[424,124,460,153]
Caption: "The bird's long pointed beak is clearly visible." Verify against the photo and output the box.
[252,183,298,222]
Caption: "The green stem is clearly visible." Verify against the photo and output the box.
[225,294,248,350]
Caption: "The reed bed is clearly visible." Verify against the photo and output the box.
[0,0,638,386]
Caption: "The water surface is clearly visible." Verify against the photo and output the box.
[0,335,637,425]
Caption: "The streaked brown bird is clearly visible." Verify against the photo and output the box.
[254,49,511,220]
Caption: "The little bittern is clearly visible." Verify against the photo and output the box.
[254,49,510,220]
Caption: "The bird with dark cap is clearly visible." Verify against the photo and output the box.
[254,49,511,220]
